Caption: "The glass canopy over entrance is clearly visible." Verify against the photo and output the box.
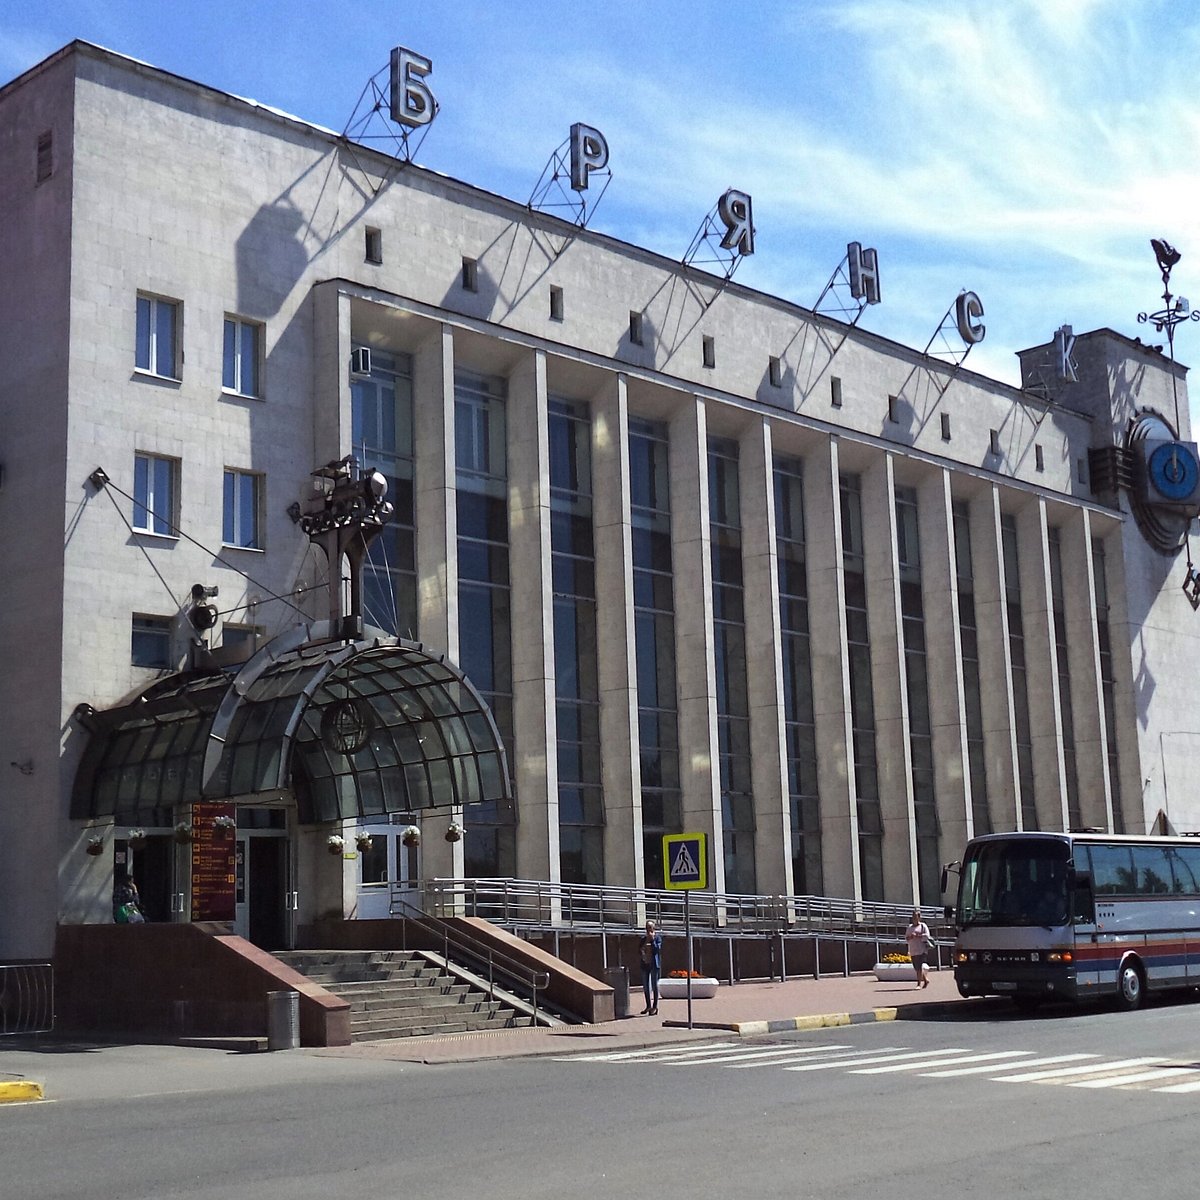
[72,631,511,827]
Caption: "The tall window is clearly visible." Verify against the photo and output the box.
[1093,538,1124,833]
[550,400,603,885]
[775,457,821,895]
[1048,529,1081,829]
[709,437,755,894]
[133,453,176,536]
[841,474,883,900]
[630,419,681,888]
[222,317,261,397]
[1002,515,1038,829]
[135,294,179,379]
[953,502,991,835]
[896,487,939,903]
[223,469,261,549]
[456,371,515,876]
[351,349,417,638]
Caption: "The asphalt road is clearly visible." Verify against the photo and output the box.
[4,996,1200,1200]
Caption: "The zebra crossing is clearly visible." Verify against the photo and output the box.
[552,1039,1200,1093]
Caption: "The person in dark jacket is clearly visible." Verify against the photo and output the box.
[637,919,663,1015]
[113,873,145,923]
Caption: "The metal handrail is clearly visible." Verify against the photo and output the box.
[389,894,550,1025]
[0,962,54,1035]
[418,877,951,941]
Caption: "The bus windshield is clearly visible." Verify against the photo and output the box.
[958,838,1072,927]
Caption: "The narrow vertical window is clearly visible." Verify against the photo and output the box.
[351,348,417,639]
[133,453,177,536]
[629,311,645,346]
[549,286,564,321]
[222,317,261,397]
[1048,529,1081,828]
[831,377,843,408]
[768,356,783,388]
[630,419,681,887]
[941,413,951,441]
[710,437,755,894]
[990,429,1002,456]
[702,335,716,369]
[456,371,515,877]
[1035,444,1044,472]
[223,469,262,549]
[888,395,899,423]
[461,257,478,292]
[550,398,603,885]
[775,455,821,894]
[953,501,991,835]
[896,486,940,903]
[842,473,883,900]
[36,130,53,183]
[1003,515,1038,829]
[1093,538,1124,833]
[365,227,383,264]
[135,294,180,379]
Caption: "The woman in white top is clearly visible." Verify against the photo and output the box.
[905,909,933,989]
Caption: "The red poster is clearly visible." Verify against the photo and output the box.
[191,802,237,921]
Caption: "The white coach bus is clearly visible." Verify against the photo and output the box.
[944,831,1200,1012]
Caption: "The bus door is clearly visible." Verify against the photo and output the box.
[1070,860,1101,997]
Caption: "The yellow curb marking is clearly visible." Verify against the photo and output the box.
[0,1082,44,1104]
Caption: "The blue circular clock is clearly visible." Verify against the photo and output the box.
[1149,441,1200,502]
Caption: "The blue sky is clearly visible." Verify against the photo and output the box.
[6,1,1200,405]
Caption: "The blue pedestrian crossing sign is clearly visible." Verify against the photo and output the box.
[663,832,707,890]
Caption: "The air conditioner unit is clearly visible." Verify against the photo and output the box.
[350,346,372,377]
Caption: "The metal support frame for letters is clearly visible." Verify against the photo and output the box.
[682,189,755,285]
[813,241,882,326]
[921,290,985,394]
[528,124,612,228]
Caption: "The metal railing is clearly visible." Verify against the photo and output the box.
[0,963,54,1035]
[416,877,951,943]
[389,894,550,1024]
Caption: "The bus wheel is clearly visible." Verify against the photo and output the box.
[1115,960,1144,1011]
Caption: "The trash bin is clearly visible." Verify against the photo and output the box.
[603,966,630,1019]
[267,989,299,1050]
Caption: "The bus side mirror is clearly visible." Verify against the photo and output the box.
[940,866,948,893]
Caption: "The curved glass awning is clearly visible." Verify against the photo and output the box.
[72,630,510,826]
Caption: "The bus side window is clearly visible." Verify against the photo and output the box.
[1168,845,1200,895]
[1071,871,1096,924]
[1089,843,1135,895]
[1130,845,1172,895]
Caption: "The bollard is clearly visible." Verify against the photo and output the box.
[602,965,629,1019]
[267,989,299,1050]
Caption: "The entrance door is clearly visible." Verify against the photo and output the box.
[233,809,291,949]
[356,822,420,919]
[116,835,176,922]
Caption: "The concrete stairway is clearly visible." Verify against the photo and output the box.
[275,950,537,1041]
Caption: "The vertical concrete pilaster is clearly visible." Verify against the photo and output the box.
[507,350,558,881]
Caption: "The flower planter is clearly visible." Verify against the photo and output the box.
[658,976,720,1000]
[873,962,919,982]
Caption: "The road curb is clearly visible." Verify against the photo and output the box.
[0,1081,44,1103]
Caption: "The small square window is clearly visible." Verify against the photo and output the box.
[702,335,715,369]
[831,377,843,408]
[629,311,644,346]
[461,257,478,292]
[36,130,52,183]
[223,468,262,550]
[133,453,178,536]
[1035,444,1045,472]
[222,316,262,398]
[941,413,951,441]
[549,286,564,321]
[365,227,383,264]
[131,615,172,669]
[768,356,782,388]
[135,293,181,379]
[990,429,1002,456]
